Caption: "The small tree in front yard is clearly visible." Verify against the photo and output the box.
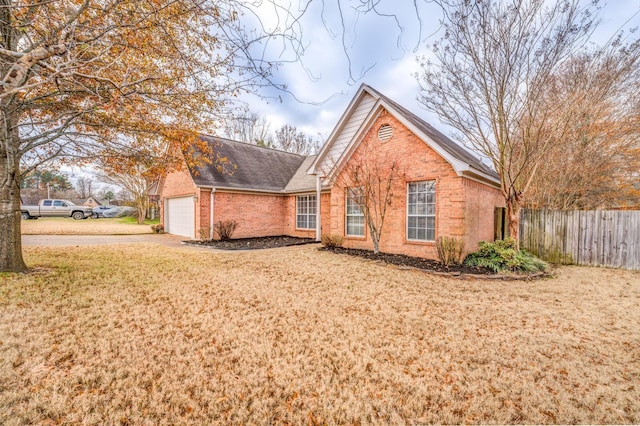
[338,143,403,254]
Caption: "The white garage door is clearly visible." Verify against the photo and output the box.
[166,196,194,238]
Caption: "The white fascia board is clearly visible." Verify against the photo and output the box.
[461,170,503,189]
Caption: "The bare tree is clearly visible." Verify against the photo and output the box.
[102,169,152,224]
[222,108,274,146]
[417,0,603,248]
[274,124,320,155]
[338,142,403,254]
[76,177,93,199]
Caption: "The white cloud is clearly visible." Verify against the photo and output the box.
[232,0,640,141]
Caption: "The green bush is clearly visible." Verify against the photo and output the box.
[321,234,344,248]
[436,236,465,266]
[464,238,548,273]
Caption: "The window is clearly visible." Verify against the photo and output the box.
[43,200,52,206]
[296,195,316,229]
[346,188,365,237]
[53,200,62,207]
[407,181,436,241]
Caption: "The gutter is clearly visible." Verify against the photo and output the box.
[196,183,330,195]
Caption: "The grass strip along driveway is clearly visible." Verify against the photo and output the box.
[20,217,154,235]
[1,243,639,424]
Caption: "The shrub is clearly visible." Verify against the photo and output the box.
[464,238,548,273]
[436,236,465,266]
[214,220,238,241]
[321,234,344,248]
[199,226,212,241]
[150,224,164,234]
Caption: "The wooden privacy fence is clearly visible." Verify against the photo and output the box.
[520,209,640,270]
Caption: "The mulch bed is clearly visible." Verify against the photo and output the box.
[185,235,316,250]
[186,236,545,279]
[321,246,494,275]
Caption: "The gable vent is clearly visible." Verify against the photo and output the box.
[378,124,393,141]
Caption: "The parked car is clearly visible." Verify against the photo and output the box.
[91,205,113,218]
[101,206,136,218]
[21,199,93,220]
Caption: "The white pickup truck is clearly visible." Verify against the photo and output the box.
[21,199,94,220]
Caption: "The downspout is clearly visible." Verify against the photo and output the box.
[315,175,322,241]
[214,188,216,240]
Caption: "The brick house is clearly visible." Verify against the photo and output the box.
[159,84,505,258]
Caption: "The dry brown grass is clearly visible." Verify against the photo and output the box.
[1,244,639,424]
[20,217,152,235]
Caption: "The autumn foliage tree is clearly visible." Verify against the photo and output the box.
[525,42,640,209]
[0,0,300,272]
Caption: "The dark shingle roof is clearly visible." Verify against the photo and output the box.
[284,155,317,192]
[364,85,498,179]
[189,136,308,192]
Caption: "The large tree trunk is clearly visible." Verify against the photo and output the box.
[0,123,28,273]
[136,196,148,224]
[506,197,522,251]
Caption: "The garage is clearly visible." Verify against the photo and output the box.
[166,196,195,238]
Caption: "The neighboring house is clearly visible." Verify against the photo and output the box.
[71,196,103,208]
[159,84,505,259]
[147,181,161,206]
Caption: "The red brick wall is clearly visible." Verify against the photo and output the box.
[462,178,505,252]
[159,166,197,229]
[213,191,286,239]
[328,109,503,259]
[198,188,213,239]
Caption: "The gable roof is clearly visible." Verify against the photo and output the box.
[310,84,499,186]
[188,135,311,192]
[365,85,498,178]
[70,197,104,206]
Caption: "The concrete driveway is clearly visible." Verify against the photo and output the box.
[22,234,189,248]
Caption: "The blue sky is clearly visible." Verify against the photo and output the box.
[237,0,640,142]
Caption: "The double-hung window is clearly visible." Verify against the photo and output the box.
[296,195,316,229]
[345,188,365,237]
[407,181,436,241]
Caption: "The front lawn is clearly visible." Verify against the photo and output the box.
[20,217,152,235]
[1,244,638,424]
[118,216,160,226]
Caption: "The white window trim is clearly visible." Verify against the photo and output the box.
[345,188,365,237]
[296,194,317,230]
[406,180,436,242]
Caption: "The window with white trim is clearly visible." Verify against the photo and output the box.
[407,181,436,241]
[296,195,316,229]
[345,188,365,237]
